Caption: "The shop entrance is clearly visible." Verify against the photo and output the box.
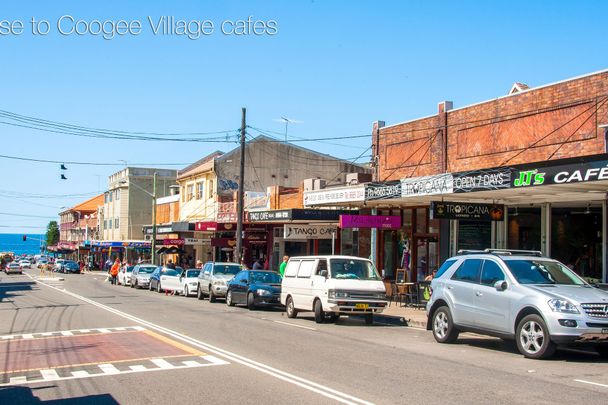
[413,236,439,282]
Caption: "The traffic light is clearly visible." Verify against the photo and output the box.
[22,235,27,241]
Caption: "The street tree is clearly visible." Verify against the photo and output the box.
[46,220,59,246]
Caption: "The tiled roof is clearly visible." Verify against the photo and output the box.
[72,194,104,213]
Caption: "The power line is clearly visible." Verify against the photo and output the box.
[0,212,56,218]
[0,154,193,167]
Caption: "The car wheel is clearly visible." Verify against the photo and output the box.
[516,314,556,359]
[209,287,216,303]
[197,285,204,300]
[313,299,325,324]
[286,296,297,319]
[595,344,608,358]
[432,306,459,343]
[247,292,256,311]
[226,290,235,307]
[184,286,189,297]
[157,282,162,293]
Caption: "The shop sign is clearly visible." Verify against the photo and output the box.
[216,212,238,223]
[303,185,365,206]
[162,238,185,246]
[512,159,608,188]
[339,215,401,229]
[283,224,337,240]
[453,169,512,193]
[195,222,218,231]
[430,201,505,221]
[401,174,454,197]
[211,238,237,247]
[184,238,210,245]
[365,181,402,200]
[94,241,151,248]
[247,209,292,222]
[244,191,270,211]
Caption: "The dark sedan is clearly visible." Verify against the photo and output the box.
[62,260,81,274]
[226,270,282,310]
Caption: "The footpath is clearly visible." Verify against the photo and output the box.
[376,304,428,329]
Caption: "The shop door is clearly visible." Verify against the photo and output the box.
[414,236,439,282]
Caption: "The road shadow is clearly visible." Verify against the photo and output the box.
[0,281,35,302]
[454,336,607,362]
[0,386,119,404]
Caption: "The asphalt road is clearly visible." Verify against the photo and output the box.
[1,269,607,404]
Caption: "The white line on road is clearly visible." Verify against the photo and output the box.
[99,364,120,374]
[40,369,59,380]
[29,274,375,405]
[151,358,174,369]
[72,370,90,378]
[273,320,317,331]
[574,379,608,389]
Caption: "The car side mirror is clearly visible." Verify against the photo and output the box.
[320,270,328,278]
[494,280,508,291]
[240,279,248,284]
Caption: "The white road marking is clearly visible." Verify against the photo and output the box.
[99,364,120,374]
[0,326,144,340]
[40,369,59,380]
[203,355,230,366]
[9,376,27,384]
[273,320,317,331]
[574,379,608,389]
[28,275,375,405]
[97,328,111,333]
[72,371,90,378]
[182,360,202,367]
[129,365,148,372]
[151,358,174,369]
[1,336,14,340]
[22,334,34,339]
[61,331,74,336]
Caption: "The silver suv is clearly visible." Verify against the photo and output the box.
[197,262,241,302]
[426,249,608,359]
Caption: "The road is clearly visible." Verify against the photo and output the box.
[1,269,607,404]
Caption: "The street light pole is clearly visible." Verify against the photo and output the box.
[151,172,157,265]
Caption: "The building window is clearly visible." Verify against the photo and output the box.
[115,189,120,200]
[208,179,214,198]
[108,219,112,229]
[115,217,119,228]
[187,184,194,201]
[108,191,113,202]
[104,193,108,203]
[196,181,204,200]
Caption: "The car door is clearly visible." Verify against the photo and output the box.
[232,271,248,304]
[311,259,328,304]
[295,259,316,310]
[475,259,511,333]
[448,258,482,327]
[200,264,211,294]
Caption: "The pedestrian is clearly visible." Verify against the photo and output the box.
[109,259,120,285]
[196,260,203,269]
[240,258,249,270]
[253,257,264,270]
[167,259,176,269]
[424,269,437,281]
[279,255,289,277]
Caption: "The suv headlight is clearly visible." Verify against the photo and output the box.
[213,279,226,286]
[547,299,579,314]
[328,290,350,299]
[256,289,271,296]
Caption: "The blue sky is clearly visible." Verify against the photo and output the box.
[1,0,607,234]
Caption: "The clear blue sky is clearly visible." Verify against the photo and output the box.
[1,0,607,234]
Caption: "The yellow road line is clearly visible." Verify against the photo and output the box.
[143,329,205,356]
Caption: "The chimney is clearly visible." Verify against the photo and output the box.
[438,101,453,173]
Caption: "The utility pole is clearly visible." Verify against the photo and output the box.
[235,108,246,264]
[151,172,158,265]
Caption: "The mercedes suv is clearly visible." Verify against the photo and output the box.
[426,249,608,359]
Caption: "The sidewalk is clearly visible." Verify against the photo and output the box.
[377,304,428,329]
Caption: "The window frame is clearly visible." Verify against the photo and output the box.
[450,258,482,284]
[480,259,506,287]
[296,260,315,279]
[284,260,300,278]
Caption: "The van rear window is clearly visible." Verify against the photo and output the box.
[284,261,300,277]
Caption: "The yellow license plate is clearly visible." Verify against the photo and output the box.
[355,303,369,309]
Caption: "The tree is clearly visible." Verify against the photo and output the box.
[46,220,59,246]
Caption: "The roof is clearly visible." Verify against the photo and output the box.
[72,194,104,213]
[178,150,224,179]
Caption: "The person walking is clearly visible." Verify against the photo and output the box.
[109,259,120,285]
[252,258,264,270]
[167,259,176,270]
[279,256,289,277]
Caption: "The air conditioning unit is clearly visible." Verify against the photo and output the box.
[346,172,372,185]
[303,178,316,191]
[273,227,284,238]
[313,179,326,190]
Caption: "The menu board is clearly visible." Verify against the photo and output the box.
[458,221,491,250]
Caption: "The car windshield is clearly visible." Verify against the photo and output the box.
[162,268,181,277]
[186,270,200,278]
[505,260,586,285]
[330,259,380,280]
[214,265,241,276]
[250,271,282,284]
[138,266,156,274]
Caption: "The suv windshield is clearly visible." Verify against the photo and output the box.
[505,259,586,285]
[330,259,380,280]
[214,265,241,276]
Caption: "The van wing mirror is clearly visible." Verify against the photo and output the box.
[494,280,508,291]
[320,270,328,278]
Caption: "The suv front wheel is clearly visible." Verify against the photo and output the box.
[515,314,556,359]
[432,306,459,343]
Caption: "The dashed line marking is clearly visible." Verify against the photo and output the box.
[151,358,173,369]
[273,320,317,331]
[574,379,608,389]
[40,369,59,380]
[71,371,90,378]
[129,365,147,372]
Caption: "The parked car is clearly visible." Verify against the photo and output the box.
[226,270,282,310]
[53,259,66,272]
[180,268,201,297]
[426,249,608,359]
[5,262,22,275]
[130,264,157,289]
[280,256,387,324]
[62,260,80,274]
[118,265,134,286]
[197,262,241,302]
[149,266,183,293]
[19,260,32,269]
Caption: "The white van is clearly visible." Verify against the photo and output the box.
[280,255,387,324]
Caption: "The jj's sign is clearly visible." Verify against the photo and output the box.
[512,159,608,188]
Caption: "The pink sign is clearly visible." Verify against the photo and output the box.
[195,222,218,231]
[339,215,401,229]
